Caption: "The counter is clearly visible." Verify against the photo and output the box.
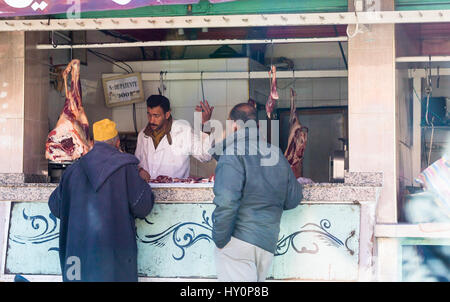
[0,172,382,281]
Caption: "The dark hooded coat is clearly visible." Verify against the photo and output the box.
[49,142,154,282]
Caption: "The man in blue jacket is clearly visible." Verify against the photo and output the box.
[211,103,303,282]
[48,119,154,282]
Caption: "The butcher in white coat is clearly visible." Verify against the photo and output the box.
[135,95,214,181]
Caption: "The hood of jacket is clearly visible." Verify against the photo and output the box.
[79,142,139,192]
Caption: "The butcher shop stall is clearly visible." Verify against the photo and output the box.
[1,0,449,282]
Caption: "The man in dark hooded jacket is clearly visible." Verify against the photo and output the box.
[48,118,154,282]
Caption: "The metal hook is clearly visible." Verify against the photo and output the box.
[51,31,58,49]
[270,40,274,67]
[437,66,440,88]
[200,71,205,102]
[159,71,167,96]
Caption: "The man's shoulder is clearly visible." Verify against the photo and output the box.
[173,119,191,127]
[59,159,82,181]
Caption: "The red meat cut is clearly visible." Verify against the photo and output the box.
[265,65,279,119]
[284,88,308,178]
[149,175,214,184]
[45,59,93,162]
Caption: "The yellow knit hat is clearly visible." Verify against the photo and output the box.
[93,119,118,141]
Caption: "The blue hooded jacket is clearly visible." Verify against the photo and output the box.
[48,142,154,282]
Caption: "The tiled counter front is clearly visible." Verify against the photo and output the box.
[0,176,381,281]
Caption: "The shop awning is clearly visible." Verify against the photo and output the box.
[0,0,236,17]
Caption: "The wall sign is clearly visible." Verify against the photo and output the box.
[0,0,236,17]
[102,73,144,108]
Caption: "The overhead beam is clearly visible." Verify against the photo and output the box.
[397,56,450,63]
[1,10,450,31]
[407,67,450,78]
[102,70,348,81]
[36,36,348,50]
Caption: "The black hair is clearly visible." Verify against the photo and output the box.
[229,103,257,123]
[146,95,171,113]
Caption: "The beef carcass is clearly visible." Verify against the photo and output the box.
[45,59,93,162]
[284,88,308,178]
[265,65,279,119]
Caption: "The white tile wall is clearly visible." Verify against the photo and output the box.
[113,61,143,73]
[312,78,341,101]
[171,59,199,72]
[109,57,357,178]
[227,80,249,107]
[199,58,227,72]
[141,60,171,72]
[209,105,228,129]
[112,58,252,133]
[227,58,249,72]
[169,80,200,107]
[142,81,162,104]
[171,106,197,127]
[112,106,135,132]
[201,79,227,106]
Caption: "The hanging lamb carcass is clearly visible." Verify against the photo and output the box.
[45,59,93,162]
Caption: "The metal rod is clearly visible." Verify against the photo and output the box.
[36,37,348,50]
[397,56,450,62]
[103,70,348,81]
[334,25,348,70]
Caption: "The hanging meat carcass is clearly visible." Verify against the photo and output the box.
[45,59,93,162]
[265,65,279,119]
[284,88,308,178]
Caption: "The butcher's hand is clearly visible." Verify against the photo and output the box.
[195,100,214,125]
[139,168,151,183]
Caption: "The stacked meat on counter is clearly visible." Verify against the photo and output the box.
[149,175,215,184]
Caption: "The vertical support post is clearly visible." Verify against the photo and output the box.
[412,76,422,176]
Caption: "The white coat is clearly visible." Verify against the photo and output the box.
[134,120,212,179]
